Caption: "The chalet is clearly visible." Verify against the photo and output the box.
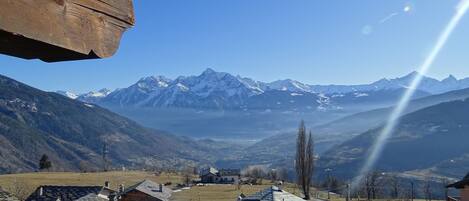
[25,182,115,201]
[200,167,240,184]
[0,187,20,201]
[237,186,304,201]
[200,167,219,183]
[447,172,469,201]
[117,180,171,201]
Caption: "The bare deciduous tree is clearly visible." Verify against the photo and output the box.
[79,160,93,173]
[440,178,450,199]
[277,168,288,182]
[362,171,383,200]
[244,165,266,185]
[388,173,401,199]
[182,166,193,186]
[268,169,278,182]
[423,177,432,201]
[295,121,314,200]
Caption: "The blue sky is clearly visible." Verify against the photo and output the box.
[1,0,468,93]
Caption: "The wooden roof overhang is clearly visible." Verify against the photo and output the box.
[0,0,135,62]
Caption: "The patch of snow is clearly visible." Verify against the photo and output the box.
[56,91,78,99]
[331,94,344,98]
[354,92,369,97]
[84,103,95,108]
[290,93,303,96]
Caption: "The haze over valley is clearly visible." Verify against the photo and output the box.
[44,68,469,182]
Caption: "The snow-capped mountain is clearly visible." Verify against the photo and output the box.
[55,90,78,99]
[309,71,469,94]
[101,68,268,109]
[265,79,313,92]
[76,88,113,103]
[56,69,469,112]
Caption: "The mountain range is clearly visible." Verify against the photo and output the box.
[56,69,469,140]
[4,68,469,183]
[51,68,469,181]
[60,69,469,112]
[0,74,237,173]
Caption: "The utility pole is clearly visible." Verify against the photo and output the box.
[411,181,414,201]
[325,168,332,200]
[102,140,109,172]
[346,183,351,201]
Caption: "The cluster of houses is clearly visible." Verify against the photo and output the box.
[198,167,307,200]
[0,180,171,201]
[199,167,241,184]
[3,168,468,201]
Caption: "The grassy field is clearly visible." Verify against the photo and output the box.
[0,171,185,200]
[170,183,305,201]
[0,171,345,201]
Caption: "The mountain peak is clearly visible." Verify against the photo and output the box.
[139,75,171,83]
[199,68,231,80]
[202,68,217,75]
[443,74,457,82]
[402,71,420,78]
[137,75,171,89]
[97,88,113,95]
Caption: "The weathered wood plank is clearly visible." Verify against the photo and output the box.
[0,0,135,62]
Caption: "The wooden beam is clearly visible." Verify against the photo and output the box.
[0,0,135,62]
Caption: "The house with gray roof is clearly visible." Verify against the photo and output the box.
[118,180,171,201]
[25,183,114,201]
[237,186,304,201]
[200,167,240,184]
[74,194,108,201]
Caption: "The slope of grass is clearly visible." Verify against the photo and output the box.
[170,183,303,201]
[0,171,340,201]
[0,171,183,200]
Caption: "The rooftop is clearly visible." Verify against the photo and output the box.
[239,186,304,201]
[74,193,108,201]
[25,186,109,201]
[200,167,219,176]
[121,180,171,201]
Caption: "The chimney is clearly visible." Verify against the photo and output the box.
[39,187,44,196]
[119,184,125,193]
[104,181,110,188]
[159,184,163,192]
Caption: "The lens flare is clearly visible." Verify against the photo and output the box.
[404,5,411,12]
[352,0,469,189]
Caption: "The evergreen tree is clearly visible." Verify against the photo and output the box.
[39,154,52,171]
